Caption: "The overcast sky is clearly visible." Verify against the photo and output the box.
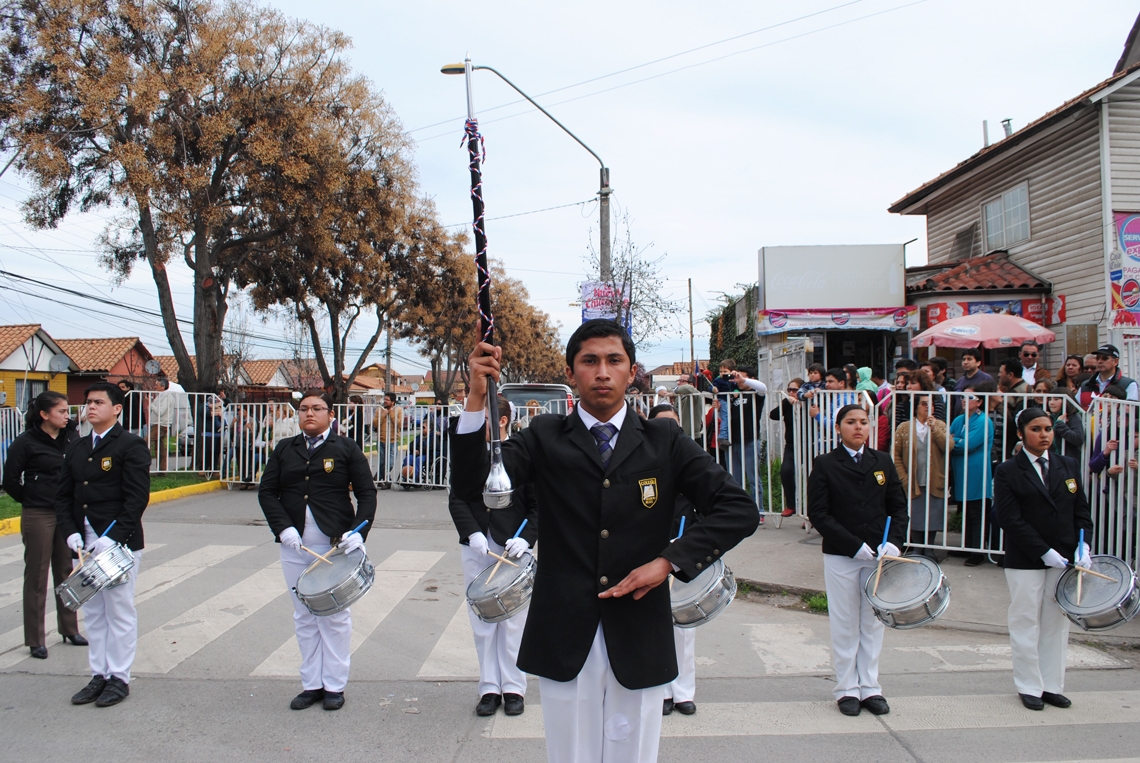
[0,0,1135,375]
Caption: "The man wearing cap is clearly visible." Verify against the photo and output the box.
[1077,344,1139,409]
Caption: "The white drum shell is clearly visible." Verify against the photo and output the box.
[294,547,375,617]
[671,559,737,628]
[466,553,535,623]
[55,544,135,612]
[864,556,951,630]
[1055,555,1140,632]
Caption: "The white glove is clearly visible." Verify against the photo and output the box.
[504,537,530,558]
[66,533,84,553]
[279,527,302,550]
[91,535,115,555]
[468,532,489,557]
[1042,548,1069,569]
[1074,543,1092,570]
[339,532,365,555]
[854,543,875,561]
[877,542,900,559]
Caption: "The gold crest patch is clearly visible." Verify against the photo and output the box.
[1066,478,1077,493]
[101,457,112,472]
[874,470,886,486]
[323,458,334,473]
[638,478,658,508]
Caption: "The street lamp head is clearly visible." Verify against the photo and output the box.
[441,63,466,75]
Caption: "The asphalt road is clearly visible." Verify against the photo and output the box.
[0,488,1136,763]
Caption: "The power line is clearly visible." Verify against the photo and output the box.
[443,198,594,228]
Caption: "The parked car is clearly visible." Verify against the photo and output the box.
[499,383,575,430]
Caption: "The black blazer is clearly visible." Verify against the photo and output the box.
[54,424,151,551]
[450,405,758,690]
[993,450,1093,569]
[448,482,539,547]
[258,431,377,542]
[807,446,908,557]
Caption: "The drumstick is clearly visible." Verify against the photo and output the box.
[873,517,891,597]
[1068,564,1117,582]
[300,546,334,565]
[487,521,528,585]
[1077,530,1084,606]
[486,550,519,567]
[670,517,687,590]
[880,555,923,564]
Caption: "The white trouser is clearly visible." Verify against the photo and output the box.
[539,624,668,763]
[82,520,142,683]
[461,538,528,697]
[823,553,884,701]
[280,512,352,692]
[1005,567,1069,696]
[668,626,696,703]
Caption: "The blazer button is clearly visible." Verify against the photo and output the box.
[706,556,712,562]
[599,576,608,585]
[83,481,88,485]
[303,495,308,500]
[87,458,93,462]
[82,504,87,509]
[603,479,610,488]
[714,549,720,555]
[304,476,309,481]
[600,530,609,538]
[696,562,703,570]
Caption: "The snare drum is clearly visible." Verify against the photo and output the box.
[1055,555,1140,632]
[864,555,951,629]
[293,547,375,617]
[671,558,737,628]
[55,544,135,612]
[466,552,535,623]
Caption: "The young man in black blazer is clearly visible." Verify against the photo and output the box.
[56,381,151,707]
[452,319,757,763]
[258,390,377,711]
[994,407,1093,711]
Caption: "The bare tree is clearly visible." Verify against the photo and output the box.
[584,213,683,347]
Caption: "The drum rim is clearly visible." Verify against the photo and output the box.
[1055,555,1137,616]
[295,546,368,596]
[670,558,728,607]
[864,555,942,609]
[466,552,535,601]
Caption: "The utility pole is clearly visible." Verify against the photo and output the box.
[688,278,695,373]
[384,316,393,395]
[600,169,611,280]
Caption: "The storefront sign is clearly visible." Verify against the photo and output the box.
[756,306,917,335]
[926,296,1065,327]
[1111,212,1140,327]
[580,281,631,329]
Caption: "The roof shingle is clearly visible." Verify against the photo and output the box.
[55,337,150,373]
[906,252,1050,294]
[0,324,41,362]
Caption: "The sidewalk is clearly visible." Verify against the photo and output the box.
[728,518,1140,645]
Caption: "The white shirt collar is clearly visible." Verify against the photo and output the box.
[92,424,114,442]
[577,402,628,432]
[306,427,332,445]
[843,443,865,459]
[1027,448,1049,463]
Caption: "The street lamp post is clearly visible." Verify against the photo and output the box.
[442,57,612,279]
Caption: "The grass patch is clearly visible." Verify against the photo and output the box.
[736,581,757,596]
[0,493,18,521]
[802,592,828,613]
[947,507,963,533]
[149,473,209,492]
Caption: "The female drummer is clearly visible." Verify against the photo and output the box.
[446,395,538,718]
[993,407,1093,711]
[807,403,908,717]
[1,391,86,659]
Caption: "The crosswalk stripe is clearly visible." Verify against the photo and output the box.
[0,544,166,610]
[250,550,445,678]
[486,691,1140,739]
[417,600,479,678]
[133,562,284,674]
[0,545,24,566]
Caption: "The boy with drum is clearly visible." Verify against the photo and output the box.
[994,407,1093,711]
[258,390,376,711]
[807,403,909,717]
[447,394,538,717]
[56,381,152,707]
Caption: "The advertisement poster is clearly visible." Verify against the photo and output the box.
[926,296,1065,327]
[1111,212,1140,327]
[756,306,917,335]
[580,281,631,330]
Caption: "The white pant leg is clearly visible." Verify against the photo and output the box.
[462,538,529,697]
[1006,567,1069,696]
[81,521,142,683]
[669,626,696,703]
[539,624,667,763]
[823,554,884,701]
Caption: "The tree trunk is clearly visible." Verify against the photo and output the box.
[137,199,196,388]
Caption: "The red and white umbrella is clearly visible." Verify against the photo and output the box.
[910,313,1056,349]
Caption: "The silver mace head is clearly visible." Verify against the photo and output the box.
[483,458,513,509]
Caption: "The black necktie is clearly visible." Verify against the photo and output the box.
[1037,456,1049,486]
[92,435,101,449]
[853,451,862,465]
[307,435,321,455]
[591,423,618,468]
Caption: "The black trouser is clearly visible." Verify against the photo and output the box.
[780,445,796,510]
[962,498,999,553]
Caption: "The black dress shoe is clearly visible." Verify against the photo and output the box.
[1041,692,1071,708]
[63,634,88,646]
[674,701,696,715]
[1019,693,1045,710]
[861,695,890,715]
[290,689,325,710]
[323,691,345,711]
[837,696,862,716]
[503,693,524,716]
[30,646,47,659]
[71,675,107,705]
[94,677,129,707]
[475,693,502,716]
[964,554,983,567]
[662,697,674,715]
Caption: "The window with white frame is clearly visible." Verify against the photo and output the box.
[982,182,1030,251]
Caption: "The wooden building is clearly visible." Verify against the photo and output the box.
[0,324,75,409]
[55,337,159,404]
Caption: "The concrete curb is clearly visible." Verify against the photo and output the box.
[148,480,223,505]
[0,516,19,538]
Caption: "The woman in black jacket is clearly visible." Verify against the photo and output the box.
[1,391,86,658]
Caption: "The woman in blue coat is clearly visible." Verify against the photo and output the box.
[949,381,997,567]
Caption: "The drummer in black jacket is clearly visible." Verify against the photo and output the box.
[258,389,376,712]
[55,381,151,708]
[447,394,539,718]
[807,403,908,718]
[993,407,1093,711]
